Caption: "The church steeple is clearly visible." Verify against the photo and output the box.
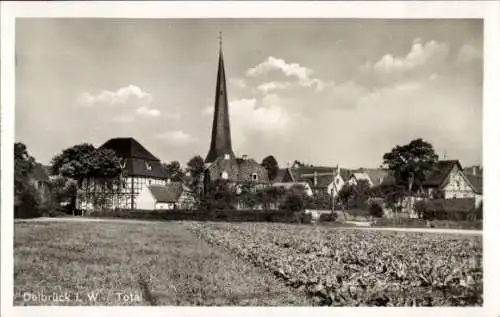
[205,32,235,163]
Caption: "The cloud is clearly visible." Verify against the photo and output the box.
[229,78,247,89]
[230,97,291,133]
[155,130,198,145]
[77,85,153,107]
[136,106,161,118]
[456,43,482,64]
[246,56,329,92]
[257,81,292,93]
[112,115,135,123]
[372,39,450,76]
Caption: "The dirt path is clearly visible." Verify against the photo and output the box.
[18,217,482,236]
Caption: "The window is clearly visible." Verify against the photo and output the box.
[221,171,228,179]
[252,173,258,181]
[145,162,152,171]
[148,179,152,185]
[120,160,127,169]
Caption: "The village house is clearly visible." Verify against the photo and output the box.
[423,160,482,207]
[76,137,169,211]
[136,182,196,210]
[275,165,350,197]
[348,168,389,188]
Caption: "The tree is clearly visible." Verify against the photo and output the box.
[163,161,184,182]
[382,138,438,212]
[383,138,438,195]
[261,155,279,181]
[14,142,36,195]
[51,143,122,185]
[292,160,305,168]
[14,142,41,218]
[50,143,123,212]
[201,179,236,211]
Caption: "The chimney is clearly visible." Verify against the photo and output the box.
[314,171,318,187]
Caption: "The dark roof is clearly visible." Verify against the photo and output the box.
[465,174,483,194]
[122,158,168,179]
[290,166,351,182]
[99,137,159,161]
[463,166,483,177]
[206,156,269,183]
[147,183,190,203]
[426,198,476,213]
[99,138,167,179]
[423,160,461,187]
[31,163,49,182]
[352,168,389,186]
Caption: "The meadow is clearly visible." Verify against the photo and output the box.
[14,220,309,306]
[14,219,482,306]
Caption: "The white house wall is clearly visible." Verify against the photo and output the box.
[77,176,168,211]
[442,166,476,199]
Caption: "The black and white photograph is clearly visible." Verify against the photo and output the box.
[2,1,500,316]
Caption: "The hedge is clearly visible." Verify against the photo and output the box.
[373,217,482,230]
[86,208,313,224]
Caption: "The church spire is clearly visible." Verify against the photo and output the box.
[205,32,235,163]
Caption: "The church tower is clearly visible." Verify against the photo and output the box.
[205,33,235,164]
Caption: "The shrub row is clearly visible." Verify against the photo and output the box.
[87,208,313,224]
[373,217,482,230]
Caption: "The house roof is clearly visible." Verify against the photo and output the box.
[423,160,462,187]
[272,182,311,190]
[147,183,191,203]
[290,166,351,182]
[463,166,483,177]
[99,137,159,161]
[426,198,476,213]
[465,174,483,194]
[31,163,50,182]
[351,172,372,184]
[99,138,167,179]
[355,168,389,186]
[206,155,269,183]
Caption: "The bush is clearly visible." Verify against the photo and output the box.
[88,208,310,224]
[369,202,384,218]
[319,212,337,222]
[14,184,42,219]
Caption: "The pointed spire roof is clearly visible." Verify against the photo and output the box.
[205,33,235,163]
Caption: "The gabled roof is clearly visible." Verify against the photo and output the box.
[31,163,50,182]
[99,138,167,179]
[353,168,389,186]
[99,137,159,161]
[147,183,191,203]
[465,174,483,194]
[122,158,168,179]
[290,166,351,182]
[423,160,461,187]
[426,198,476,213]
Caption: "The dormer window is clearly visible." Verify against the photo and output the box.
[145,162,152,171]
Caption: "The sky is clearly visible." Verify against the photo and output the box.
[15,18,483,169]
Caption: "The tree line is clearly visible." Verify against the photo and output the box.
[15,137,449,218]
